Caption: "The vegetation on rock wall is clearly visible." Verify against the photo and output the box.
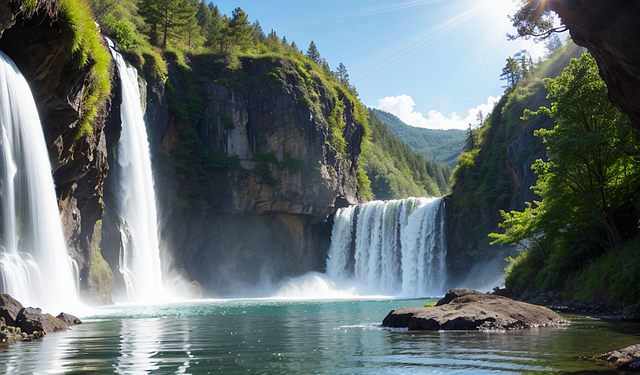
[446,41,585,280]
[56,0,111,138]
[490,54,640,306]
[360,110,451,199]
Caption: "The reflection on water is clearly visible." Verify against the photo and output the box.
[0,299,639,374]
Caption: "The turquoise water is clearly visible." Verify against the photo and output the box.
[1,298,639,374]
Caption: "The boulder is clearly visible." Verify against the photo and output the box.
[16,307,69,334]
[591,344,640,371]
[56,313,82,326]
[383,288,569,331]
[0,293,24,326]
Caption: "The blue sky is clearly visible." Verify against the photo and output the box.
[212,0,554,129]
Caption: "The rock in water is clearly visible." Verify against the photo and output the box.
[590,344,640,371]
[0,294,24,327]
[56,312,82,326]
[16,308,70,334]
[383,288,569,331]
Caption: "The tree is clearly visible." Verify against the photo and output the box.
[229,7,253,51]
[500,57,521,89]
[507,0,568,41]
[544,33,562,57]
[195,0,213,38]
[336,62,349,86]
[495,53,640,252]
[291,41,298,52]
[139,0,199,48]
[252,20,266,44]
[307,41,320,64]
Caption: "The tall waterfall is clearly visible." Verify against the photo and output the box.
[109,45,164,301]
[326,197,446,297]
[0,50,79,312]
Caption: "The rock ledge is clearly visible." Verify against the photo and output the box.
[383,288,569,331]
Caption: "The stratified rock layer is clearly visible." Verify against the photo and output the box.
[383,289,569,331]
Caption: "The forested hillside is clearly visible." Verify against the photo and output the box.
[371,108,465,167]
[359,110,452,199]
[446,41,586,284]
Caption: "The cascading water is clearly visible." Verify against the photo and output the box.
[108,43,164,301]
[326,197,446,297]
[0,50,79,312]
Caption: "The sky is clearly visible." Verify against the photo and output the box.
[211,0,553,130]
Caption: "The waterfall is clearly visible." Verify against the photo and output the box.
[326,197,446,297]
[0,50,79,312]
[108,44,164,301]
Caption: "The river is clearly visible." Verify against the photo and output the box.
[1,298,639,374]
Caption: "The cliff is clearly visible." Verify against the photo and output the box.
[445,43,584,287]
[99,52,366,297]
[0,0,112,303]
[551,0,640,131]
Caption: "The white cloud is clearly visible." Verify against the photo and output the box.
[376,94,500,130]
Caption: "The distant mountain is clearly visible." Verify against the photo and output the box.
[360,110,452,199]
[370,108,466,167]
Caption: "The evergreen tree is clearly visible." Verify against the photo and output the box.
[195,0,213,38]
[307,41,320,64]
[252,20,266,44]
[229,7,253,51]
[139,0,199,48]
[500,57,521,89]
[336,62,349,86]
[544,34,562,57]
[291,41,298,53]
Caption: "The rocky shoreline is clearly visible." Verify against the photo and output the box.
[383,289,569,331]
[0,294,81,345]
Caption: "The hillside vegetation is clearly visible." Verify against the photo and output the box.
[360,110,452,199]
[371,108,465,167]
[89,0,456,203]
[446,41,585,281]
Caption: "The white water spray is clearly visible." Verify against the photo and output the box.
[325,197,446,297]
[108,43,164,301]
[0,50,79,312]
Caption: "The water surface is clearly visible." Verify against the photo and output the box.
[1,299,639,374]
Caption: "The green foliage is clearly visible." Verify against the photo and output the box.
[371,108,465,166]
[360,110,450,200]
[357,167,373,201]
[493,53,640,305]
[423,301,437,308]
[252,163,278,187]
[216,111,234,129]
[450,42,585,258]
[58,0,111,139]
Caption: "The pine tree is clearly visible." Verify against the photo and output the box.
[336,62,349,86]
[500,57,521,89]
[252,20,266,44]
[139,0,199,48]
[229,7,253,51]
[307,41,320,64]
[195,0,213,38]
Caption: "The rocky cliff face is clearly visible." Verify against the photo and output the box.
[0,2,111,303]
[106,55,365,297]
[552,0,640,131]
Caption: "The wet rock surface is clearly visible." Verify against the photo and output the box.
[0,294,81,345]
[383,289,569,331]
[585,344,640,371]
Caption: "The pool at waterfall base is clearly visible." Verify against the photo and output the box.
[1,298,639,374]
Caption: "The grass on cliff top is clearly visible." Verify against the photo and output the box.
[58,0,111,139]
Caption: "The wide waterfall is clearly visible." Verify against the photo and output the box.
[109,45,164,301]
[0,50,79,312]
[326,197,446,297]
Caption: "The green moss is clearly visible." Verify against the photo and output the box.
[424,301,437,308]
[58,0,111,139]
[88,250,114,296]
